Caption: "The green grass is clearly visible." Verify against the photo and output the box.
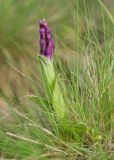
[0,0,114,159]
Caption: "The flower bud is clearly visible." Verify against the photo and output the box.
[39,19,55,59]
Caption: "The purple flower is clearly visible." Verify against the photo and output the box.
[39,19,55,59]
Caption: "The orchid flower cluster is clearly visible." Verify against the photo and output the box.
[39,19,54,59]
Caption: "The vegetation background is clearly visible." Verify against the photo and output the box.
[0,0,114,159]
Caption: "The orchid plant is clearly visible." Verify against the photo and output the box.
[37,19,66,119]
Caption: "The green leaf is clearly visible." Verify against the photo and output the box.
[27,95,49,109]
[73,123,87,134]
[38,55,66,118]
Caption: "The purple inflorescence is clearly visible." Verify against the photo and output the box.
[39,19,55,59]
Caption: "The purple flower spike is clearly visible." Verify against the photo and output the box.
[39,19,55,59]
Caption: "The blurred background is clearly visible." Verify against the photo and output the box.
[0,0,114,110]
